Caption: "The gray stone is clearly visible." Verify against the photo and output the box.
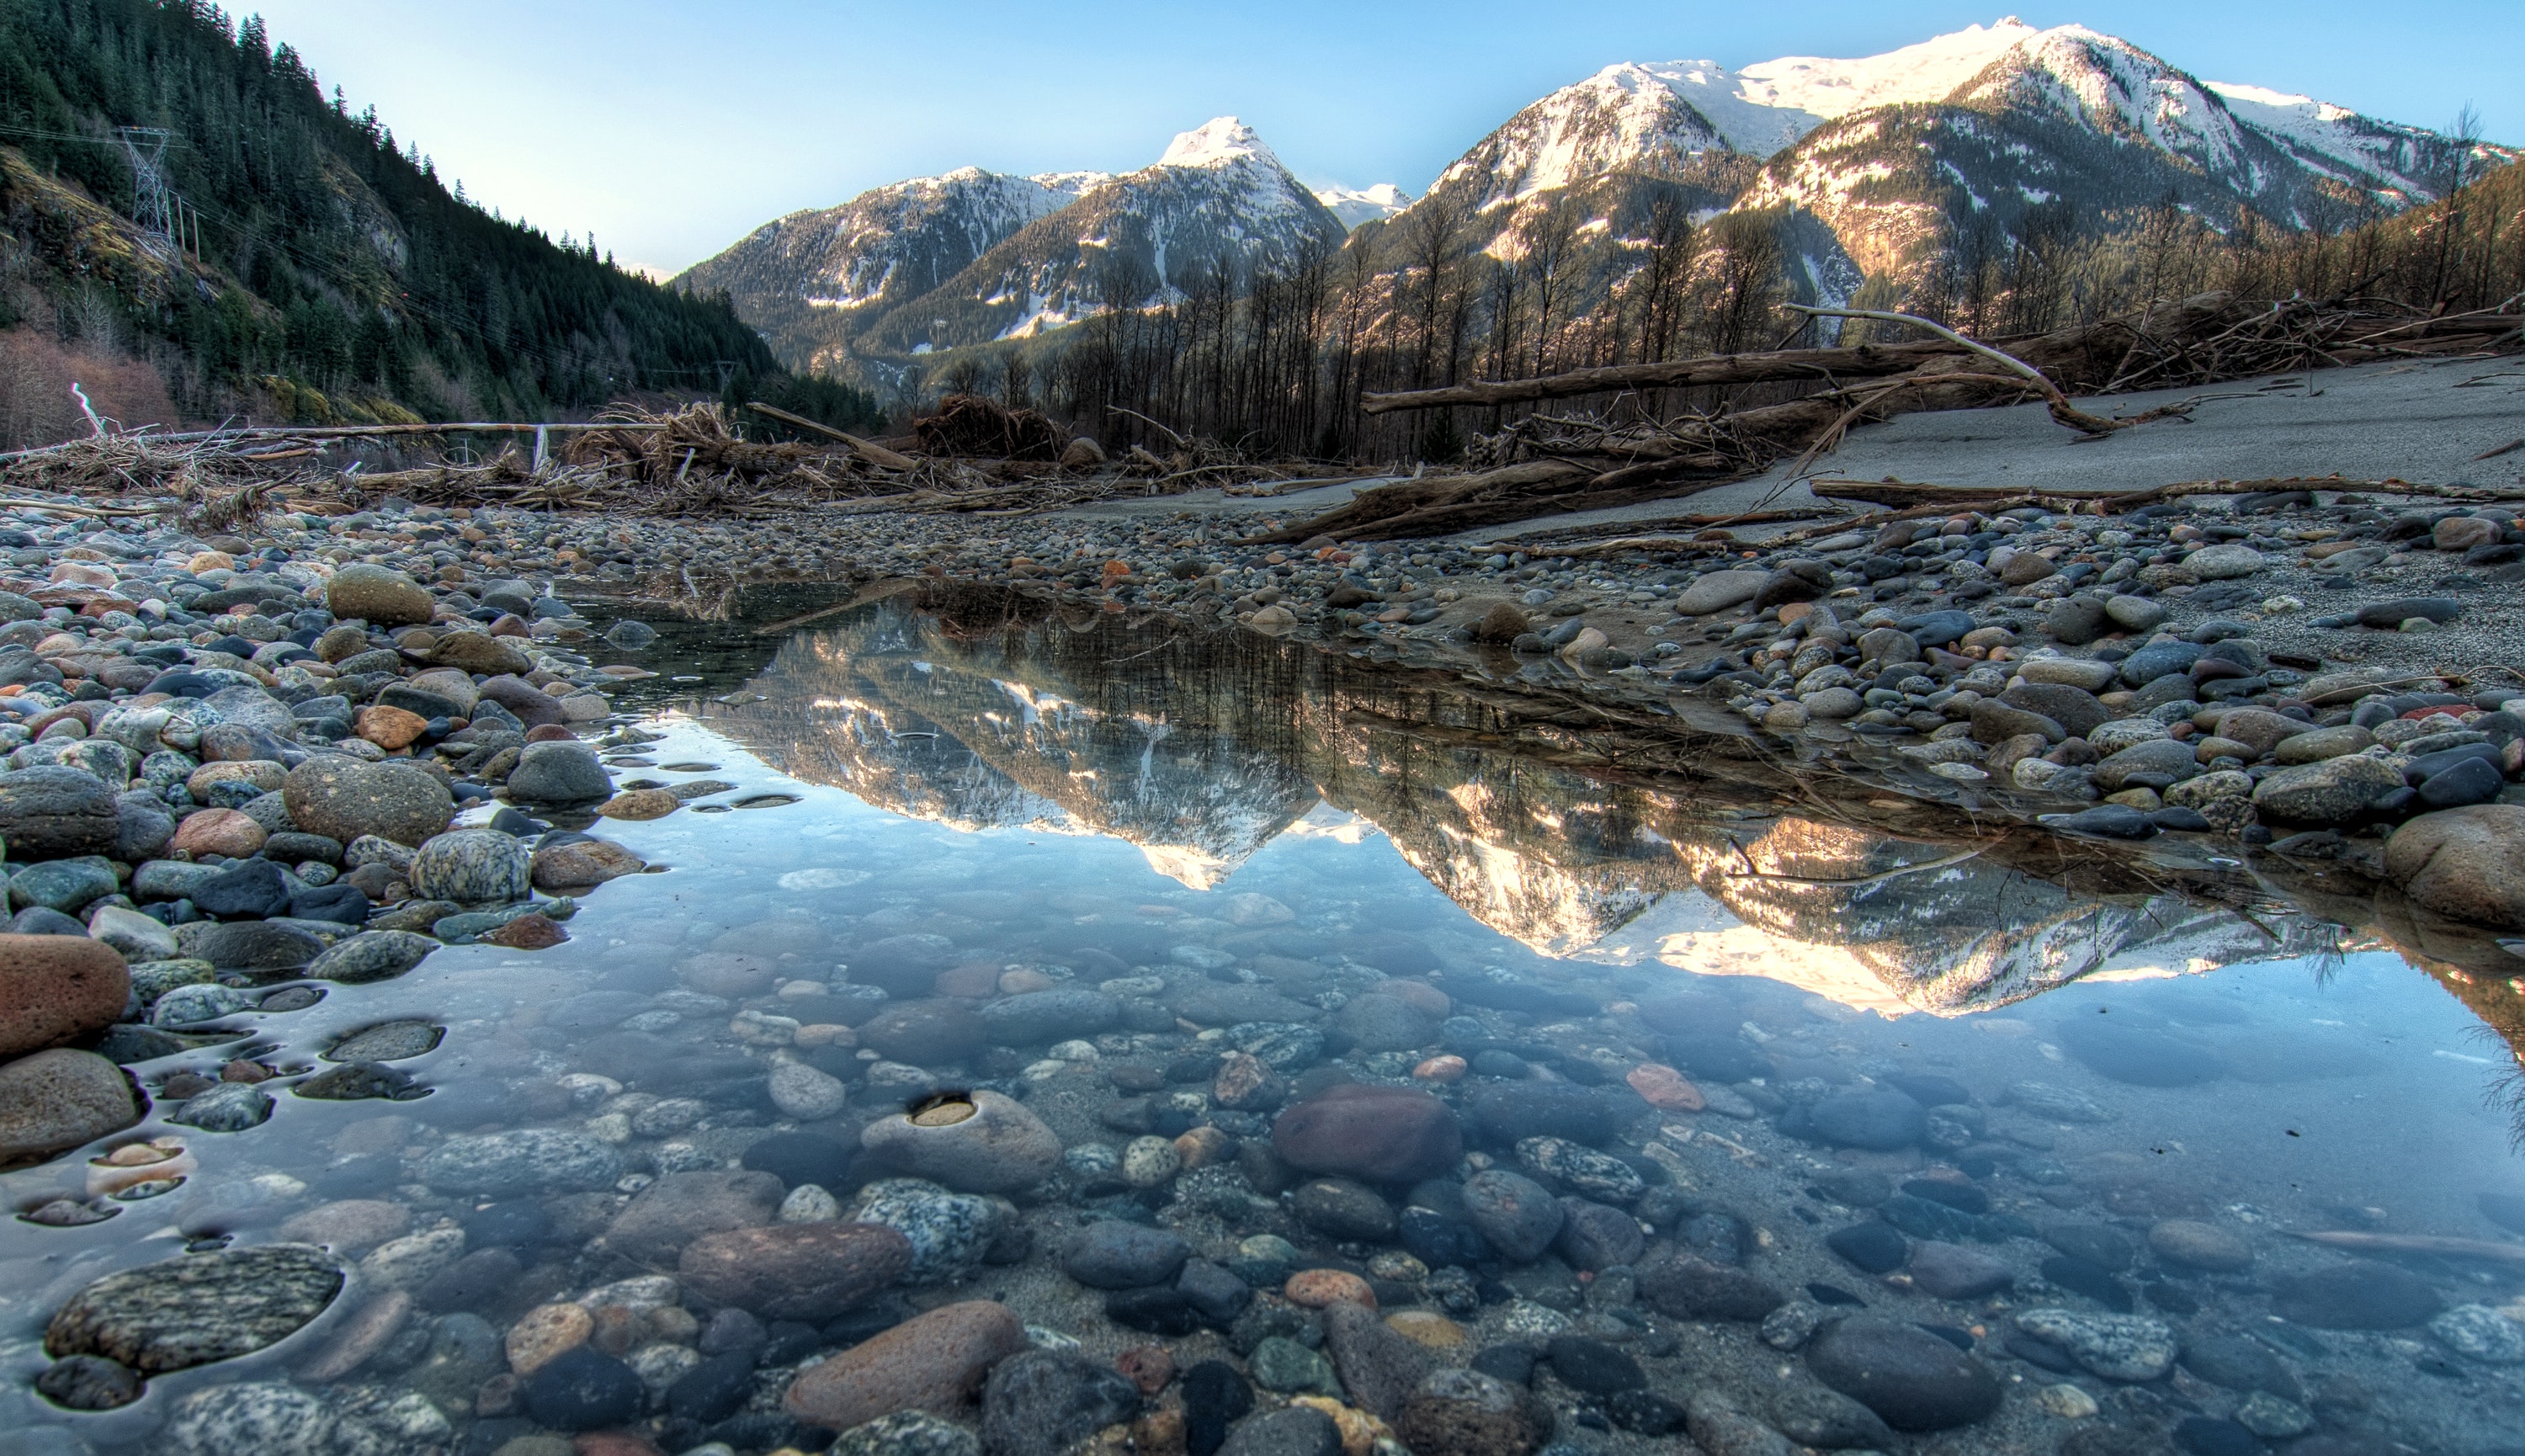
[87,904,176,961]
[2253,754,2409,824]
[407,828,532,903]
[1804,1315,2001,1432]
[2428,1304,2525,1363]
[978,988,1120,1044]
[0,766,120,858]
[326,1019,444,1062]
[189,920,325,970]
[1908,1241,2016,1299]
[2002,683,2109,739]
[418,1129,625,1196]
[2013,1308,2177,1380]
[1065,1219,1193,1289]
[1222,1406,1342,1456]
[307,930,440,984]
[978,1351,1140,1456]
[150,981,254,1026]
[858,1089,1061,1193]
[1805,1089,1926,1150]
[831,1411,983,1456]
[603,1168,783,1263]
[1969,699,2064,746]
[769,1060,848,1119]
[1685,1390,1794,1456]
[8,858,120,915]
[1675,571,1768,615]
[168,1081,272,1131]
[2093,738,2199,791]
[164,1380,336,1456]
[2185,544,2267,579]
[45,1243,343,1374]
[284,757,453,847]
[1321,1299,1435,1421]
[1333,992,1435,1052]
[505,742,613,805]
[853,1177,1002,1283]
[1771,1384,1897,1449]
[0,1048,142,1162]
[1463,1169,1564,1262]
[327,564,435,626]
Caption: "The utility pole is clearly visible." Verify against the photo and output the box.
[116,126,179,256]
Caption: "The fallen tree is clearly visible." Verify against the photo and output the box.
[1254,293,2522,544]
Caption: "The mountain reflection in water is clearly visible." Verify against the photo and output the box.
[699,592,2351,1021]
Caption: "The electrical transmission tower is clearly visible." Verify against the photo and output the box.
[116,127,179,255]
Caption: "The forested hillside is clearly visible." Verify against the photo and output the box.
[0,0,874,444]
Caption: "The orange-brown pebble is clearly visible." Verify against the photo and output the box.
[1114,1344,1175,1394]
[1131,1407,1188,1456]
[1377,979,1450,1018]
[933,963,1002,998]
[572,1434,664,1456]
[1625,1062,1705,1111]
[355,704,431,750]
[1411,1055,1467,1083]
[997,967,1058,994]
[1284,1269,1376,1310]
[1173,1124,1234,1169]
[505,1302,593,1375]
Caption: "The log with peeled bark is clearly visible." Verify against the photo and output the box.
[1356,338,1971,414]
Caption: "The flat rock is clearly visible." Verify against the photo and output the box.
[1805,1315,2001,1432]
[1909,1241,2015,1299]
[603,1169,783,1263]
[0,1048,142,1163]
[307,930,439,984]
[2013,1309,2177,1380]
[1675,571,1768,615]
[45,1243,343,1375]
[417,1129,624,1196]
[681,1220,915,1321]
[859,1089,1061,1193]
[2269,1261,2444,1329]
[2252,754,2408,825]
[1272,1083,1461,1182]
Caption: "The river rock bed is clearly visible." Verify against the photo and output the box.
[0,492,2522,1456]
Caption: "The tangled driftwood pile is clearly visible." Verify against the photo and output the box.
[1261,292,2522,543]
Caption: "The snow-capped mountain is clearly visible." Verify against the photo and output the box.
[672,167,1105,369]
[846,117,1348,354]
[689,19,2506,375]
[1316,183,1412,229]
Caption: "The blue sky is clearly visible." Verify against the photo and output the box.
[246,2,2522,277]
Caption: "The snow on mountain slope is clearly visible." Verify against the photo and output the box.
[1316,182,1411,229]
[850,117,1347,353]
[1433,64,1736,210]
[1731,18,2038,125]
[2209,81,2474,204]
[1948,24,2256,183]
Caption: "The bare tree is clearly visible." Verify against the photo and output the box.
[1518,190,1587,375]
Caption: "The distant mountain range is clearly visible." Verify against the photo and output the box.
[678,17,2508,380]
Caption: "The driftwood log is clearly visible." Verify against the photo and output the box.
[1258,294,2522,545]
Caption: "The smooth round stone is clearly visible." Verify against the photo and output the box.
[978,988,1119,1044]
[327,563,435,625]
[1545,1335,1644,1395]
[169,1081,272,1131]
[307,930,440,984]
[1461,1169,1563,1262]
[859,1089,1060,1193]
[1805,1090,1927,1150]
[1121,1135,1181,1188]
[1272,1083,1462,1182]
[0,765,121,858]
[601,1169,783,1263]
[769,1060,849,1120]
[282,757,454,848]
[680,1221,915,1321]
[0,933,130,1059]
[1827,1221,1909,1273]
[1909,1241,2016,1299]
[1805,1316,2002,1431]
[2013,1309,2178,1380]
[783,1300,1030,1431]
[407,829,532,904]
[505,742,614,805]
[1638,1256,1786,1321]
[1333,992,1437,1052]
[858,1000,988,1064]
[1293,1177,1396,1241]
[853,1178,1001,1283]
[417,1129,625,1196]
[1065,1220,1193,1289]
[2251,754,2408,824]
[2428,1304,2525,1363]
[2268,1261,2445,1329]
[2148,1219,2252,1272]
[525,1345,645,1431]
[2384,805,2525,928]
[46,1243,344,1375]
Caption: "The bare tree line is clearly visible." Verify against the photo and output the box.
[903,151,2522,468]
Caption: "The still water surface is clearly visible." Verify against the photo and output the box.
[5,592,2522,1456]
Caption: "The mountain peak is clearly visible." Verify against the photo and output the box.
[1157,116,1274,169]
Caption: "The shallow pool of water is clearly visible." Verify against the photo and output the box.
[6,592,2523,1456]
